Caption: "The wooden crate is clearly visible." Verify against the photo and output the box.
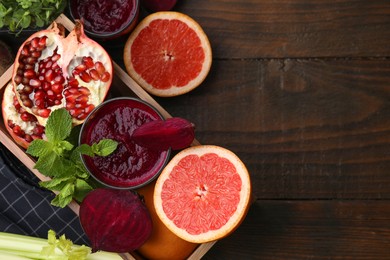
[0,14,215,260]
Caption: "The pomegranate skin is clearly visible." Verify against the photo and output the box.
[79,188,153,253]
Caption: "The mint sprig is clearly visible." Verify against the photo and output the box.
[0,0,66,35]
[26,108,118,208]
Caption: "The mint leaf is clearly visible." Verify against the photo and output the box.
[51,182,74,208]
[45,108,72,143]
[39,177,73,191]
[26,139,53,157]
[73,179,93,202]
[92,139,118,156]
[34,152,61,177]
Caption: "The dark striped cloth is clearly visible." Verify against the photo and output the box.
[0,143,89,245]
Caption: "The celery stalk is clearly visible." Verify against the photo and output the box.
[0,231,123,260]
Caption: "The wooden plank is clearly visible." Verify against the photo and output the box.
[203,199,390,259]
[175,0,390,58]
[155,58,390,199]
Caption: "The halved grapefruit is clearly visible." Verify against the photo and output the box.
[124,11,212,97]
[154,145,251,243]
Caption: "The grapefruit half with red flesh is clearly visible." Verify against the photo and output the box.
[154,145,252,243]
[124,11,212,97]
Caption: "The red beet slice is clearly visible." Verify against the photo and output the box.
[79,188,152,253]
[131,117,195,150]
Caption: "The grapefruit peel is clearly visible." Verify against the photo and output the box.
[154,145,252,243]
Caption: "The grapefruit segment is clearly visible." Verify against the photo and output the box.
[154,145,251,243]
[124,11,212,97]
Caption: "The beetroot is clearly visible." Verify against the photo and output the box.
[79,188,152,253]
[131,117,195,151]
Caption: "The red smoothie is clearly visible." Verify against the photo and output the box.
[70,0,139,38]
[79,98,170,189]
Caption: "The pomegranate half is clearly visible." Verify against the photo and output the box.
[11,21,113,127]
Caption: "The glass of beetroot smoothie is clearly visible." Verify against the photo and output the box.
[79,97,171,189]
[69,0,140,39]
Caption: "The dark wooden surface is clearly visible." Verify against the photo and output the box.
[2,0,390,259]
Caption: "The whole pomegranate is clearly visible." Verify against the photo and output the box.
[11,21,112,128]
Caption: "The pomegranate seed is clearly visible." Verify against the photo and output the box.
[84,104,95,114]
[69,108,83,117]
[54,75,65,84]
[45,69,54,82]
[82,56,94,68]
[22,99,33,108]
[79,71,92,83]
[37,108,51,118]
[77,112,87,120]
[45,60,53,69]
[17,69,23,76]
[24,69,35,79]
[66,102,75,109]
[52,53,61,62]
[23,85,34,94]
[100,72,110,82]
[20,112,32,122]
[68,88,80,94]
[38,36,47,47]
[78,87,90,95]
[54,100,62,105]
[67,77,79,88]
[52,83,64,94]
[25,64,35,70]
[31,51,41,58]
[35,99,45,109]
[66,94,80,103]
[47,100,56,106]
[26,57,37,64]
[14,75,22,84]
[7,120,15,128]
[31,37,40,49]
[95,61,106,75]
[42,82,51,91]
[21,47,29,56]
[33,125,45,135]
[29,79,41,88]
[13,125,25,136]
[89,69,100,80]
[46,89,56,100]
[75,64,87,72]
[25,134,33,143]
[76,95,89,104]
[22,77,30,85]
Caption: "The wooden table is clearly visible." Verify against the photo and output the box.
[2,0,390,259]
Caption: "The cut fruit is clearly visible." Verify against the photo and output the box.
[154,145,251,243]
[124,11,212,97]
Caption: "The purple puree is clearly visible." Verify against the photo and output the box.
[72,0,135,33]
[81,99,169,188]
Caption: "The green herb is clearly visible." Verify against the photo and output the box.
[0,0,66,35]
[26,108,118,208]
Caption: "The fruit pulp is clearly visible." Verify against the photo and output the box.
[79,97,170,189]
[70,0,139,36]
